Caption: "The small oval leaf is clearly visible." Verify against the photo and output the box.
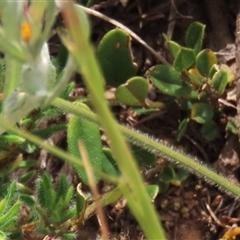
[167,40,181,59]
[173,47,195,72]
[209,70,228,95]
[191,102,214,124]
[146,65,192,97]
[201,121,220,141]
[185,22,205,54]
[115,76,148,105]
[196,49,217,77]
[97,29,137,87]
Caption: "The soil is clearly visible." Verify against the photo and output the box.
[23,0,240,239]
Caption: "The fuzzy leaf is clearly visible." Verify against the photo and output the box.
[146,65,192,97]
[191,102,214,124]
[173,47,195,72]
[0,202,21,223]
[209,70,228,95]
[115,76,148,105]
[67,103,103,184]
[185,22,205,54]
[166,40,181,59]
[19,194,36,208]
[97,29,137,87]
[19,170,36,184]
[196,49,217,77]
[176,118,189,141]
[56,174,69,200]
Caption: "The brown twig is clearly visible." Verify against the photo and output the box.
[79,5,170,65]
[78,140,109,240]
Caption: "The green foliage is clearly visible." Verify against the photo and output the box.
[97,29,138,87]
[131,144,156,168]
[158,165,189,192]
[0,1,237,239]
[147,65,192,97]
[146,21,232,141]
[0,182,22,239]
[67,102,117,184]
[115,76,149,106]
[185,22,205,54]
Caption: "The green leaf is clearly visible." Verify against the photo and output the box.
[67,103,103,184]
[173,47,195,72]
[176,118,190,141]
[160,165,176,183]
[191,103,214,124]
[166,41,181,59]
[226,121,238,134]
[37,173,56,209]
[19,170,36,184]
[133,108,158,115]
[145,185,159,201]
[209,70,228,95]
[6,229,23,240]
[103,148,119,175]
[0,200,6,214]
[19,194,36,208]
[115,76,148,106]
[201,121,220,141]
[209,64,219,79]
[0,202,21,223]
[5,182,17,210]
[42,173,56,209]
[102,153,118,176]
[176,169,189,182]
[185,22,205,54]
[0,231,6,240]
[53,43,69,74]
[97,29,137,87]
[132,144,156,168]
[56,174,69,200]
[146,65,192,97]
[196,49,217,77]
[187,67,203,86]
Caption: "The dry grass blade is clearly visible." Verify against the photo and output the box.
[78,140,109,240]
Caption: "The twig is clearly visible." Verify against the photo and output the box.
[79,5,170,65]
[78,140,109,240]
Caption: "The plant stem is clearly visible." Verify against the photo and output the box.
[61,3,166,239]
[53,97,240,197]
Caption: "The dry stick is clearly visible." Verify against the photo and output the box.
[79,5,170,65]
[78,140,109,240]
[235,2,240,142]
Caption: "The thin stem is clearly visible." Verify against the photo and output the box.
[53,97,240,197]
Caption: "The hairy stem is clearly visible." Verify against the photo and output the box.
[53,97,240,197]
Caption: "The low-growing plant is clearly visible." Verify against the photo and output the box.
[0,1,238,239]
